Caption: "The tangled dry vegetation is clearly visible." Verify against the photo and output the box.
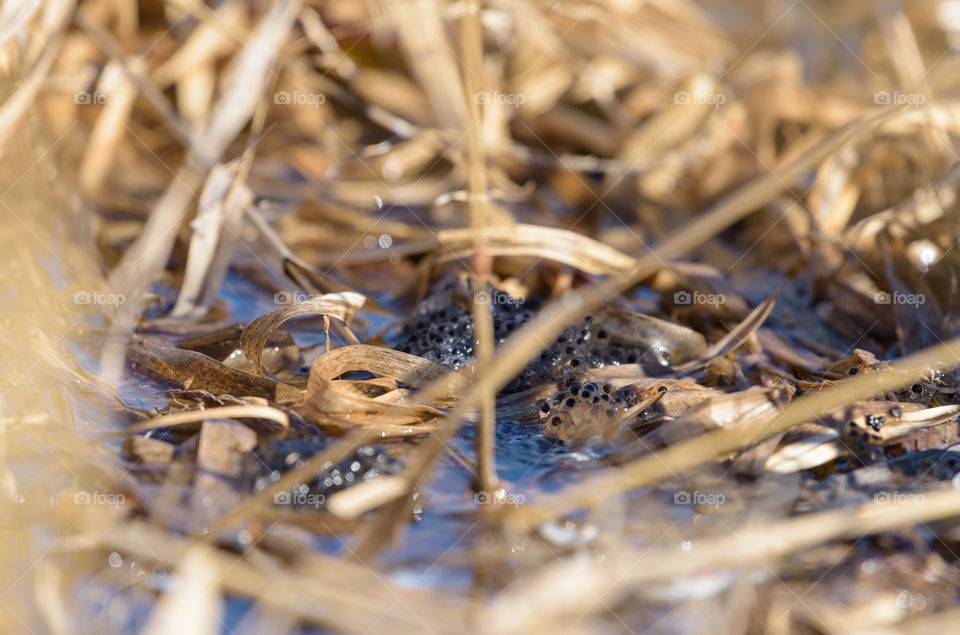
[7,0,960,632]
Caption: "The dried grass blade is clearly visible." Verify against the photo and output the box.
[673,290,779,373]
[170,163,252,319]
[100,405,290,440]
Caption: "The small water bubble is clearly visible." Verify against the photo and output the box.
[108,552,123,568]
[680,539,692,552]
[374,195,384,209]
[363,236,378,250]
[908,239,939,273]
[378,234,393,248]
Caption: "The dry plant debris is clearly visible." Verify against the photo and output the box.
[6,0,960,633]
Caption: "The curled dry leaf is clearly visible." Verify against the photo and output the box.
[240,291,366,376]
[303,344,468,437]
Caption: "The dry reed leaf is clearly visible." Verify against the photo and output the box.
[596,304,706,362]
[384,0,465,131]
[79,59,138,196]
[765,433,844,474]
[151,2,246,89]
[646,386,785,447]
[170,162,252,319]
[674,291,779,373]
[325,475,409,520]
[0,1,43,49]
[0,0,73,151]
[240,291,366,376]
[141,546,221,635]
[170,164,253,319]
[101,404,290,440]
[310,223,639,274]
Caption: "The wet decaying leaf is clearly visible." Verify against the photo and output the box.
[127,338,303,404]
[13,0,960,633]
